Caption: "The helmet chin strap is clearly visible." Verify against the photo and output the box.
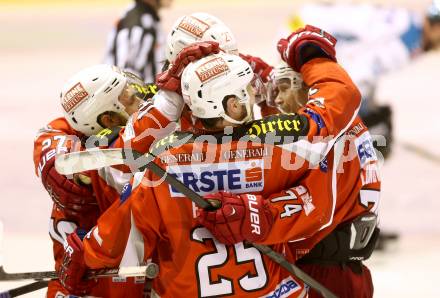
[222,113,246,125]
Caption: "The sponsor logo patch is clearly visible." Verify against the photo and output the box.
[195,57,230,83]
[61,82,88,112]
[167,160,264,197]
[178,16,210,38]
[222,147,270,161]
[122,116,136,142]
[246,116,303,138]
[305,108,325,130]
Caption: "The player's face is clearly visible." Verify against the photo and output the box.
[274,79,302,113]
[118,83,143,117]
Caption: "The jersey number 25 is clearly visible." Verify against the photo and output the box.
[191,227,268,297]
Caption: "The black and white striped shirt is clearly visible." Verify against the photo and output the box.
[104,1,166,82]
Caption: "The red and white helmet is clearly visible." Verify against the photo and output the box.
[165,12,238,63]
[181,53,253,125]
[60,64,128,136]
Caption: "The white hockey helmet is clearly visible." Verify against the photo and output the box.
[181,53,253,125]
[60,64,129,136]
[165,12,238,63]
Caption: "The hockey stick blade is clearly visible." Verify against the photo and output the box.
[55,148,125,175]
[0,263,159,282]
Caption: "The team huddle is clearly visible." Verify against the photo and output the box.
[33,10,380,298]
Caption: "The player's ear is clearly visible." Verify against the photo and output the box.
[224,96,240,115]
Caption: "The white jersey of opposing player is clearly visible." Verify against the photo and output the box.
[283,3,423,107]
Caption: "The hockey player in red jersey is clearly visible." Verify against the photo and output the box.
[56,25,371,297]
[33,64,157,297]
[193,25,379,298]
[34,14,246,297]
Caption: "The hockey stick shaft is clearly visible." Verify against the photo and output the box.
[56,149,338,297]
[399,141,440,164]
[0,263,158,282]
[0,281,49,297]
[55,148,125,175]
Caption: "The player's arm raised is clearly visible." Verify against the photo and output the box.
[278,25,362,139]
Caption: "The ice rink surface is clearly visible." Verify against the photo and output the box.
[0,0,439,297]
